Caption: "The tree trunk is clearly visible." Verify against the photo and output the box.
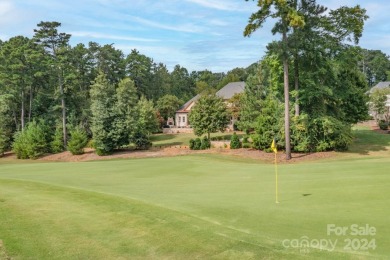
[28,85,33,123]
[283,31,291,160]
[21,89,25,130]
[294,52,300,116]
[13,110,18,131]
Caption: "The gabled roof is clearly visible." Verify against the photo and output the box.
[175,82,246,113]
[216,81,245,100]
[369,81,390,93]
[176,94,200,113]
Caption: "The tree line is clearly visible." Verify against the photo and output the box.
[242,0,390,159]
[0,21,252,157]
[188,1,390,158]
[0,4,389,158]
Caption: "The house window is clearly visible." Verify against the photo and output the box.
[179,116,181,123]
[183,116,186,123]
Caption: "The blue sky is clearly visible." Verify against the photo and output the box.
[1,0,389,72]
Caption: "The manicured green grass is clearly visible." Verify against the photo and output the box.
[0,126,389,259]
[349,125,390,155]
[0,153,389,259]
[150,132,245,147]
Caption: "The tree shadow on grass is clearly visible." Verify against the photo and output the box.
[151,142,185,149]
[149,134,187,147]
[149,134,176,142]
[347,129,390,155]
[291,153,311,159]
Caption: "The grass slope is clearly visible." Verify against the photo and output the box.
[0,125,389,259]
[0,155,389,259]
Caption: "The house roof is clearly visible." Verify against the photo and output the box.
[369,81,390,93]
[175,82,246,113]
[176,94,200,113]
[216,81,245,100]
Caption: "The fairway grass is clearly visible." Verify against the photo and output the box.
[0,153,389,259]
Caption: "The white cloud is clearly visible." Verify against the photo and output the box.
[184,0,252,12]
[0,1,19,27]
[1,0,388,72]
[209,19,230,27]
[70,31,160,42]
[131,16,204,33]
[0,1,13,16]
[185,0,234,11]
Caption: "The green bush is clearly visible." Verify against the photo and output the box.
[230,132,241,149]
[200,136,211,149]
[51,125,64,153]
[68,127,88,155]
[378,120,389,130]
[291,114,311,152]
[242,142,252,149]
[94,140,114,156]
[0,132,11,156]
[189,139,195,150]
[12,131,28,159]
[132,132,151,150]
[251,97,284,151]
[0,95,14,156]
[309,116,352,152]
[193,138,201,150]
[12,121,49,159]
[86,139,95,148]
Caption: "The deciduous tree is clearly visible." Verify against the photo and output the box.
[156,94,182,120]
[189,94,229,139]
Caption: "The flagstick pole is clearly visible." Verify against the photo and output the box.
[275,152,279,204]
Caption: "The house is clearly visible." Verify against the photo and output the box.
[369,81,390,93]
[175,94,201,128]
[175,81,245,128]
[368,81,390,120]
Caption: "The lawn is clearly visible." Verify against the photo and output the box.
[150,132,245,147]
[0,126,389,259]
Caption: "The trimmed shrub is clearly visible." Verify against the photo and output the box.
[132,132,151,150]
[51,125,64,153]
[378,120,389,130]
[189,139,195,150]
[201,136,211,149]
[230,132,241,149]
[12,121,49,159]
[194,138,202,150]
[12,131,28,159]
[94,140,114,156]
[68,127,88,155]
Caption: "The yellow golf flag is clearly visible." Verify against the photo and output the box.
[271,139,277,153]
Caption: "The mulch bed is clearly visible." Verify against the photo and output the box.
[2,121,387,163]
